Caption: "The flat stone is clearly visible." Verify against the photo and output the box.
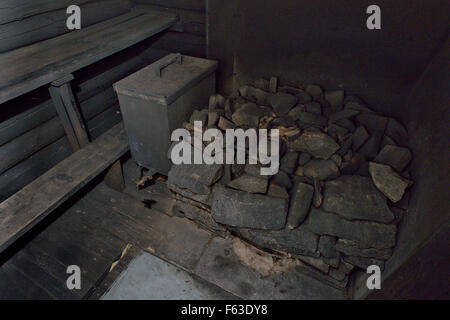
[374,145,412,172]
[211,186,288,230]
[335,239,393,259]
[304,159,340,180]
[297,255,330,274]
[236,225,318,257]
[247,86,269,105]
[267,92,298,115]
[244,164,270,179]
[322,256,340,268]
[231,103,272,128]
[267,182,290,200]
[358,131,383,159]
[269,77,278,93]
[313,178,323,207]
[385,118,408,146]
[296,91,312,104]
[278,86,304,95]
[271,115,296,128]
[322,175,394,223]
[271,170,292,189]
[304,208,397,249]
[381,135,397,149]
[331,154,342,167]
[305,84,323,100]
[297,153,311,166]
[340,153,365,175]
[217,116,236,130]
[356,112,388,133]
[231,164,245,178]
[219,164,232,186]
[287,182,314,229]
[168,183,212,206]
[224,99,233,120]
[328,268,346,281]
[287,104,306,119]
[335,118,356,132]
[352,125,369,150]
[369,162,412,203]
[338,260,355,274]
[296,112,328,128]
[175,200,227,235]
[253,78,270,91]
[280,152,298,174]
[168,164,223,195]
[189,109,208,125]
[207,111,220,127]
[288,130,340,159]
[318,235,339,259]
[328,109,360,123]
[228,174,268,194]
[324,90,344,110]
[305,101,322,114]
[343,256,385,271]
[327,124,348,141]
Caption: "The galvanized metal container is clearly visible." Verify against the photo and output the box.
[114,53,218,174]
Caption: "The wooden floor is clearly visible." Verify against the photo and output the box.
[0,157,348,300]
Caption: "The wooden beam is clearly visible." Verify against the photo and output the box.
[0,122,129,254]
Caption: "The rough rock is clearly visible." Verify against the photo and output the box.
[244,164,270,179]
[304,208,397,249]
[297,255,330,274]
[335,118,356,132]
[254,78,270,91]
[231,103,272,127]
[287,104,305,119]
[318,235,339,258]
[247,86,269,105]
[331,154,342,167]
[296,91,312,104]
[208,110,220,127]
[335,239,393,259]
[304,159,340,180]
[267,182,290,200]
[340,153,365,175]
[327,124,348,141]
[269,77,278,93]
[352,125,369,150]
[287,182,314,229]
[324,90,344,110]
[305,84,323,100]
[231,163,245,178]
[235,225,318,257]
[369,162,412,203]
[267,92,298,115]
[189,109,208,125]
[228,174,268,194]
[296,112,328,128]
[168,163,223,195]
[343,256,385,271]
[211,186,288,230]
[271,170,292,189]
[328,109,360,123]
[279,86,304,95]
[385,118,408,146]
[322,175,394,223]
[374,145,412,172]
[288,130,340,159]
[217,116,236,130]
[175,201,226,234]
[280,152,298,174]
[322,256,340,268]
[305,101,322,114]
[358,131,383,159]
[313,178,323,207]
[297,152,311,166]
[168,183,212,206]
[329,268,346,281]
[356,113,388,133]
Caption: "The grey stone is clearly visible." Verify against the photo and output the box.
[322,256,340,268]
[248,86,269,105]
[381,135,397,149]
[217,116,236,130]
[190,109,208,125]
[175,201,226,235]
[296,112,328,128]
[304,208,397,249]
[318,235,339,259]
[385,118,408,146]
[352,125,369,150]
[313,178,323,207]
[374,145,412,172]
[297,255,330,274]
[304,159,340,180]
[324,90,345,110]
[232,103,273,128]
[211,186,288,230]
[219,164,232,186]
[327,124,348,141]
[288,130,340,159]
[168,183,212,207]
[331,154,342,167]
[322,175,394,223]
[343,256,385,271]
[298,152,312,166]
[267,182,290,200]
[269,76,278,93]
[228,174,268,194]
[296,91,313,104]
[356,113,388,133]
[287,104,306,119]
[369,162,412,203]
[335,239,393,259]
[305,101,322,114]
[208,111,220,127]
[280,152,298,174]
[236,225,319,257]
[168,163,223,195]
[279,86,304,95]
[335,118,356,132]
[271,115,296,128]
[358,131,383,159]
[340,153,365,175]
[253,78,270,91]
[329,109,360,123]
[287,182,314,229]
[224,99,233,120]
[271,170,292,189]
[329,268,346,281]
[267,92,298,115]
[338,259,355,274]
[305,84,323,100]
[244,164,270,179]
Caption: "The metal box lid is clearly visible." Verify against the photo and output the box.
[114,53,218,105]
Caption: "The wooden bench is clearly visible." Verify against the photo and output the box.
[0,8,178,253]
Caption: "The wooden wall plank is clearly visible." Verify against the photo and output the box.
[0,0,132,53]
[149,31,206,57]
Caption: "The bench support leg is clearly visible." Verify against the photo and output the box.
[49,74,90,151]
[105,159,125,192]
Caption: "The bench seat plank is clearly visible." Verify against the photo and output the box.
[0,11,178,104]
[0,122,129,253]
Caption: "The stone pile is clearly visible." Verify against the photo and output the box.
[167,77,413,288]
